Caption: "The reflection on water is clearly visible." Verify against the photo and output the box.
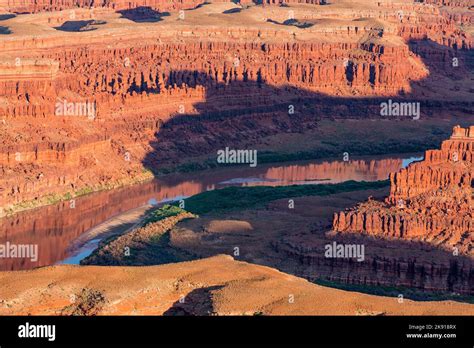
[227,157,422,186]
[0,154,422,270]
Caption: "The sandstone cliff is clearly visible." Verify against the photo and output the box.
[4,0,210,13]
[0,1,472,213]
[333,125,474,256]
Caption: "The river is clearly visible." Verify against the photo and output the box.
[0,154,423,270]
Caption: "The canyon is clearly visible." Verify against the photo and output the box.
[169,188,474,295]
[89,129,471,296]
[273,127,473,295]
[0,0,472,316]
[0,153,416,271]
[0,0,472,215]
[333,125,473,256]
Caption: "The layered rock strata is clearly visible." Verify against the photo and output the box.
[3,0,210,13]
[333,126,474,256]
[0,1,472,213]
[274,234,473,294]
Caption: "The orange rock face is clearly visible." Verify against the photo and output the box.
[333,125,474,255]
[0,1,472,214]
[3,0,329,14]
[3,0,210,13]
[1,255,473,315]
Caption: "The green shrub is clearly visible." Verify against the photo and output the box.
[143,204,187,226]
[178,180,389,215]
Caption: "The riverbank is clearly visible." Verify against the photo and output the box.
[81,206,196,266]
[1,153,421,271]
[58,204,154,265]
[0,170,155,219]
[82,180,390,267]
[1,117,464,218]
[79,178,473,300]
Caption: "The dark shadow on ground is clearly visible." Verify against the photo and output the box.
[163,286,223,315]
[0,26,11,34]
[140,38,472,170]
[117,7,170,23]
[54,20,106,32]
[267,18,314,28]
[0,14,16,21]
[188,1,211,11]
[223,8,242,14]
[254,0,328,5]
[135,37,473,301]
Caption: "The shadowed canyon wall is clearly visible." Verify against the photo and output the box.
[0,1,472,214]
[268,128,473,294]
[271,127,473,294]
[275,234,473,294]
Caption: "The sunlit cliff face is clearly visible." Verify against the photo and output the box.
[0,0,471,212]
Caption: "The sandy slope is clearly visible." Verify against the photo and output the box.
[0,255,472,315]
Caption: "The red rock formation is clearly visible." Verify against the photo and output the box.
[389,125,474,202]
[3,0,329,13]
[4,0,210,13]
[333,126,474,256]
[0,38,424,209]
[423,0,471,7]
[274,236,473,294]
[0,1,471,213]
